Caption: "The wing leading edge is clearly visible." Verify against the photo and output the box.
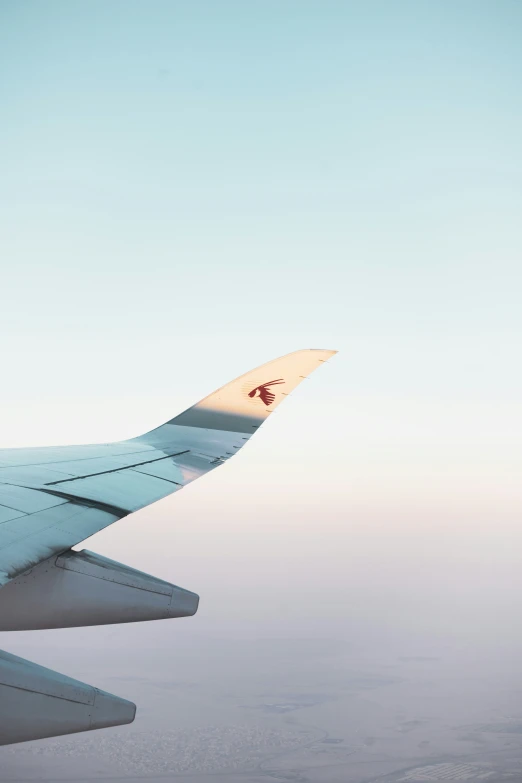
[0,349,336,586]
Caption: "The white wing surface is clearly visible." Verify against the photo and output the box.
[0,349,336,586]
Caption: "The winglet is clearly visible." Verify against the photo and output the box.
[167,349,337,433]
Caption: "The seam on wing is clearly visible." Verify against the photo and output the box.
[36,489,130,518]
[43,451,190,485]
[131,469,183,486]
[0,447,155,470]
[0,682,94,705]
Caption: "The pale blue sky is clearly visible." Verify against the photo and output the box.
[1,2,522,653]
[1,1,522,397]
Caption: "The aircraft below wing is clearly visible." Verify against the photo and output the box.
[0,348,336,746]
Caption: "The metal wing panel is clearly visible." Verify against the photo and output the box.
[135,422,247,454]
[0,467,76,485]
[0,506,26,525]
[0,485,68,514]
[37,452,175,480]
[0,442,155,468]
[0,504,120,586]
[52,507,120,541]
[44,471,181,513]
[131,459,185,484]
[0,450,179,489]
[173,450,225,484]
[0,504,90,546]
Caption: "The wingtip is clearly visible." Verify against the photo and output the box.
[309,348,338,357]
[276,348,338,362]
[295,348,338,354]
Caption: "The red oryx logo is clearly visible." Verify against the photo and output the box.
[248,379,284,406]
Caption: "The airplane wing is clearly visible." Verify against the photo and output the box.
[0,348,336,745]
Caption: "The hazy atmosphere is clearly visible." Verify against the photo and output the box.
[1,1,522,781]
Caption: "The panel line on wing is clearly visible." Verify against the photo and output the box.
[43,451,190,485]
[35,489,131,518]
[131,469,182,486]
[0,445,156,470]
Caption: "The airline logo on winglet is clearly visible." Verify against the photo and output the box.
[248,379,285,406]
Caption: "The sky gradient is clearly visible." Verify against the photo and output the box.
[1,1,522,661]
